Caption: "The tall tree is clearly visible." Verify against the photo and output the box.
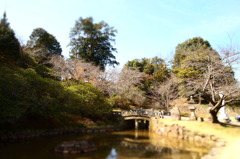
[0,12,20,64]
[173,38,240,123]
[25,28,63,76]
[26,28,62,55]
[69,17,119,70]
[173,37,212,69]
[172,37,226,96]
[184,47,239,123]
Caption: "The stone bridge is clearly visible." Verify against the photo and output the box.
[120,109,163,129]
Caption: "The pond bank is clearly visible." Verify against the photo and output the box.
[150,118,240,159]
[0,127,121,142]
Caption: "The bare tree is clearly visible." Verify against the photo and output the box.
[93,68,120,96]
[64,58,102,82]
[106,68,146,109]
[181,46,240,123]
[48,54,66,78]
[150,74,178,111]
[115,68,145,94]
[23,46,66,79]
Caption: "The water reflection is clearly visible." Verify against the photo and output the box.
[0,130,211,159]
[106,148,118,159]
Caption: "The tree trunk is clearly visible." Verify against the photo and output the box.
[202,92,225,124]
[198,93,201,104]
[209,109,220,123]
[209,99,223,123]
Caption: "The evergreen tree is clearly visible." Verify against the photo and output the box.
[0,12,21,64]
[172,37,235,98]
[69,17,119,70]
[26,28,62,55]
[125,57,169,82]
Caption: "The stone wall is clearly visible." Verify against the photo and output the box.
[177,105,240,118]
[149,117,219,145]
[149,117,227,159]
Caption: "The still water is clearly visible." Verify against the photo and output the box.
[0,130,211,159]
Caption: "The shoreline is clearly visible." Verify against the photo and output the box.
[0,127,121,142]
[152,118,239,159]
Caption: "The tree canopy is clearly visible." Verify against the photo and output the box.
[172,37,239,123]
[173,37,212,69]
[26,28,62,55]
[124,57,169,83]
[69,17,119,70]
[0,12,21,64]
[1,11,240,128]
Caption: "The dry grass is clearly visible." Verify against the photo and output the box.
[160,119,240,159]
[170,98,189,106]
[160,119,240,139]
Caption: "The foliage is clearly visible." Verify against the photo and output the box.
[124,57,170,94]
[109,87,146,109]
[172,37,232,97]
[173,37,211,69]
[0,12,21,64]
[24,28,63,79]
[0,67,61,128]
[64,81,112,119]
[69,17,119,70]
[150,74,178,111]
[125,56,169,82]
[173,37,215,78]
[26,28,62,55]
[18,52,38,69]
[172,37,240,123]
[0,66,112,129]
[100,68,147,109]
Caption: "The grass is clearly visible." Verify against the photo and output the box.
[160,119,240,159]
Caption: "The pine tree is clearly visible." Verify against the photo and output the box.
[0,12,21,64]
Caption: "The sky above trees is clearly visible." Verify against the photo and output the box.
[1,0,240,79]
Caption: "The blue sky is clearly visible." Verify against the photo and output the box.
[1,0,240,79]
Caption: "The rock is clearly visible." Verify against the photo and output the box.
[54,140,97,154]
[170,107,181,120]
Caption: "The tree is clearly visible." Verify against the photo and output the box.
[24,28,63,78]
[69,17,119,70]
[64,58,101,82]
[25,28,62,67]
[177,45,239,123]
[125,57,170,89]
[172,37,225,97]
[173,37,212,69]
[172,37,240,123]
[26,28,62,55]
[150,74,178,111]
[0,12,21,64]
[104,68,146,109]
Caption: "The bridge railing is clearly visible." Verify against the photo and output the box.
[121,109,164,118]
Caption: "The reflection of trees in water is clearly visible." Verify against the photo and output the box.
[0,130,206,159]
[148,132,211,154]
[120,137,202,159]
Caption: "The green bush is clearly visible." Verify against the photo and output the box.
[64,81,112,119]
[0,67,113,130]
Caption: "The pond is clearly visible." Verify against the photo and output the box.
[0,130,211,159]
